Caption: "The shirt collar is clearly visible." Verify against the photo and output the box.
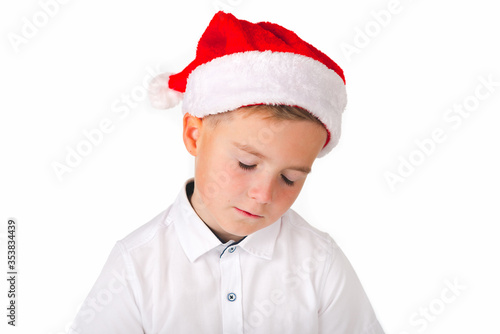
[238,219,281,260]
[169,179,221,263]
[169,178,281,262]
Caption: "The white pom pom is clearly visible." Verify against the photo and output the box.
[148,73,183,109]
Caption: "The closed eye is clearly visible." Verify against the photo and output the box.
[239,162,256,170]
[281,175,294,186]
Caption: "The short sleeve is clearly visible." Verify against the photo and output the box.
[68,242,144,334]
[317,241,384,334]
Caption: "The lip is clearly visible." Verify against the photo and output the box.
[235,207,263,219]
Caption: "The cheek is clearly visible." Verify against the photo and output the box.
[276,185,303,208]
[220,161,248,194]
[195,155,222,203]
[196,156,247,201]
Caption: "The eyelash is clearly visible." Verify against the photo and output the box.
[281,175,294,186]
[238,162,295,186]
[238,162,256,171]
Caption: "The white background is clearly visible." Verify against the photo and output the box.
[1,0,499,333]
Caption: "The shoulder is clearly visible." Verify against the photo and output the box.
[281,208,339,248]
[278,208,341,263]
[117,205,174,252]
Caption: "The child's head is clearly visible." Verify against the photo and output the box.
[149,11,347,241]
[182,105,327,242]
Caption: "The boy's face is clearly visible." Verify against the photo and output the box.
[185,107,327,243]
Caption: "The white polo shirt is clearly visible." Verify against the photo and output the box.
[69,179,384,334]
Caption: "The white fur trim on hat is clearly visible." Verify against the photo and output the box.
[182,51,347,157]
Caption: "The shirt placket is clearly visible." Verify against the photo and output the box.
[219,244,243,334]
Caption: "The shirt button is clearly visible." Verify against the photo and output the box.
[227,293,237,302]
[228,246,236,253]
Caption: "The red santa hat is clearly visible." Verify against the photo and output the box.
[149,11,347,157]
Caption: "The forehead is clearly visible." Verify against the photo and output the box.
[208,108,290,140]
[205,109,327,162]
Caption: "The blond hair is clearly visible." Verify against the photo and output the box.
[203,105,324,128]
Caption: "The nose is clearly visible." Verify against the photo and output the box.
[247,176,274,204]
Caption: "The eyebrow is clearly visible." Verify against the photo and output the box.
[234,142,266,159]
[233,142,312,174]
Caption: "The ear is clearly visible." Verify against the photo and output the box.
[182,113,203,156]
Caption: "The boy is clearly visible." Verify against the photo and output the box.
[69,11,384,333]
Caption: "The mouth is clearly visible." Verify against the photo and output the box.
[235,207,263,219]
